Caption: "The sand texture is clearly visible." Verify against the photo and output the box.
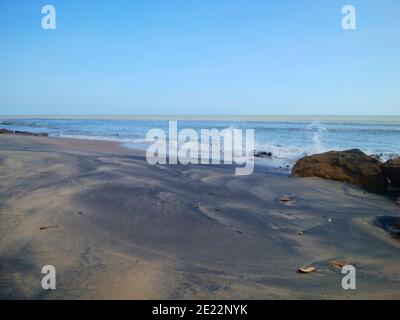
[0,135,399,299]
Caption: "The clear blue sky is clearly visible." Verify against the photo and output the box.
[0,0,399,115]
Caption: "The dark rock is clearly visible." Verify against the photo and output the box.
[291,149,388,194]
[375,216,400,238]
[279,195,296,204]
[254,151,273,158]
[381,158,400,187]
[0,128,14,134]
[13,130,48,137]
[39,225,58,231]
[15,130,35,135]
[0,128,48,137]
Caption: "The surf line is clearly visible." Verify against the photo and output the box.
[145,120,255,176]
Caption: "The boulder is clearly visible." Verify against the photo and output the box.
[291,149,388,193]
[381,158,400,187]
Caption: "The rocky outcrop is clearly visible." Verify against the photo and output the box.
[291,149,388,193]
[0,129,48,137]
[14,130,48,137]
[381,158,400,187]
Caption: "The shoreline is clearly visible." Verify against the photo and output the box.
[2,114,400,123]
[1,134,400,299]
[2,118,400,168]
[0,130,294,173]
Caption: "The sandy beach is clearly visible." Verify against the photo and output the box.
[0,134,400,299]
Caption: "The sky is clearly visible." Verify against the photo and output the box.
[0,0,399,115]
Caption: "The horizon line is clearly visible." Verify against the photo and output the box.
[1,114,400,121]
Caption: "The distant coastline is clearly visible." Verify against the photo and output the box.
[1,114,400,123]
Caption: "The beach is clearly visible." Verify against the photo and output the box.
[0,134,399,299]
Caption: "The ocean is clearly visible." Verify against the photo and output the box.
[1,115,399,167]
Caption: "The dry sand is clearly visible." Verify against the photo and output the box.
[0,134,399,299]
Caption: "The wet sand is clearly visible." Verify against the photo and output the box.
[0,134,399,299]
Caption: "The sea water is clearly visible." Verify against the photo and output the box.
[1,115,399,167]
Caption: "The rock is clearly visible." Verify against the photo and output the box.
[0,129,48,137]
[254,151,273,158]
[381,158,400,187]
[13,130,48,137]
[279,196,296,205]
[279,195,295,204]
[0,128,14,134]
[297,266,316,274]
[396,197,400,207]
[328,260,346,269]
[291,149,388,194]
[39,225,58,231]
[14,130,32,135]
